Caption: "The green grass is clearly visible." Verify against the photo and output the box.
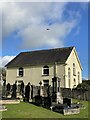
[1,100,89,118]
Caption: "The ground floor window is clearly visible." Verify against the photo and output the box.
[16,80,23,93]
[57,80,60,92]
[43,80,49,97]
[43,80,49,87]
[78,72,80,84]
[73,79,76,88]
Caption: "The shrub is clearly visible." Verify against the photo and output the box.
[76,82,90,90]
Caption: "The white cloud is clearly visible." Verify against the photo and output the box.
[0,56,15,67]
[1,2,83,49]
[19,20,76,49]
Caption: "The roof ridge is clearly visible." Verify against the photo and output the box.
[22,46,74,53]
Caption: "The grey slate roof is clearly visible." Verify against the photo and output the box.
[5,46,74,67]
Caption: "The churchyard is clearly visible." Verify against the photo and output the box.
[1,99,89,118]
[0,77,90,119]
[0,82,89,119]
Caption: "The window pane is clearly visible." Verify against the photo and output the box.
[43,66,49,75]
[18,68,23,77]
[73,63,76,75]
[44,69,49,74]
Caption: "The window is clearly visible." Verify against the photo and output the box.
[16,80,23,93]
[18,67,24,77]
[78,72,80,84]
[57,80,60,92]
[43,80,49,87]
[73,63,76,76]
[43,80,49,97]
[73,78,76,88]
[43,66,49,76]
[68,68,70,88]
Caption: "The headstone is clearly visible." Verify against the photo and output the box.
[0,105,7,111]
[43,97,52,108]
[63,107,80,115]
[6,83,11,97]
[20,81,24,97]
[63,98,71,107]
[34,95,42,106]
[2,80,6,97]
[31,85,33,99]
[25,82,30,102]
[11,83,17,98]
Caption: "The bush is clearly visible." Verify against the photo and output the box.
[76,82,90,90]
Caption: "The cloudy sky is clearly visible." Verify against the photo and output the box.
[0,1,88,79]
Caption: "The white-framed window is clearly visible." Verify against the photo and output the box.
[17,67,24,77]
[73,63,76,76]
[42,66,49,76]
[78,72,80,84]
[68,68,70,88]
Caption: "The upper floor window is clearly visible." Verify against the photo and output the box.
[43,66,49,76]
[18,67,24,77]
[78,72,80,84]
[73,63,76,76]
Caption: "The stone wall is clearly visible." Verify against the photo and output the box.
[31,86,90,101]
[61,88,90,101]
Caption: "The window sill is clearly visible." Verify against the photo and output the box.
[42,75,49,77]
[17,76,23,78]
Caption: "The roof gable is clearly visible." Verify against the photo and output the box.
[65,47,82,70]
[73,47,82,70]
[5,47,74,67]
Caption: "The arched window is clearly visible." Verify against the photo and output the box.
[18,67,24,77]
[78,72,80,84]
[73,78,76,88]
[73,63,76,75]
[68,68,70,88]
[43,66,49,76]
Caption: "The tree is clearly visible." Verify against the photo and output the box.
[76,82,90,91]
[0,67,6,80]
[76,82,90,101]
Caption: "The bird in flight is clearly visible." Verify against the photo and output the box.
[46,28,50,30]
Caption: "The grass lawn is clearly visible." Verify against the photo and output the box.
[1,100,89,119]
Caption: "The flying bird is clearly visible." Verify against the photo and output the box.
[46,28,50,30]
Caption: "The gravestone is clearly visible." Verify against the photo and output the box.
[0,105,7,111]
[63,98,71,107]
[43,97,52,108]
[11,83,17,98]
[34,95,42,106]
[63,107,80,115]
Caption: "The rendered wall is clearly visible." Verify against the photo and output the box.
[65,48,82,89]
[6,64,65,87]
